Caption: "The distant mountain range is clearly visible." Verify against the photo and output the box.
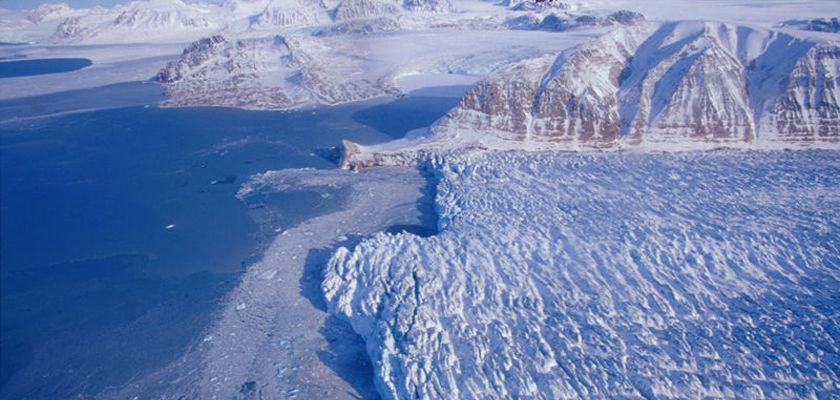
[2,0,455,43]
[155,34,402,109]
[2,1,838,151]
[33,0,220,43]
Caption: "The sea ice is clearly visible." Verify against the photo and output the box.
[106,165,438,399]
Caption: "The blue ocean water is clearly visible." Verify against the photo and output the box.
[0,85,464,398]
[0,58,92,78]
[0,81,164,121]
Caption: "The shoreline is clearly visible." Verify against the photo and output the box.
[107,165,440,399]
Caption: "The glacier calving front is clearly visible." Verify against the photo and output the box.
[325,150,840,399]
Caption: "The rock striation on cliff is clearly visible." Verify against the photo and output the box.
[432,21,840,148]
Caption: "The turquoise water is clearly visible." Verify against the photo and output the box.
[0,58,92,78]
[0,85,464,398]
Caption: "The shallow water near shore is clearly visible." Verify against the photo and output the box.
[0,84,465,398]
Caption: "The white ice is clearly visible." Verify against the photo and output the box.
[325,150,840,399]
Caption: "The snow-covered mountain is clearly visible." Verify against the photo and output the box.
[332,0,401,21]
[247,0,331,31]
[156,34,401,108]
[1,0,460,44]
[430,21,840,148]
[46,0,219,43]
[779,17,840,33]
[154,22,587,110]
[402,0,451,13]
[503,0,571,12]
[505,9,644,32]
[27,2,82,23]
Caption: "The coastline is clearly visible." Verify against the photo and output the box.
[107,165,439,399]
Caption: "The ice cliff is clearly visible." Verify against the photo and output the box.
[324,150,840,399]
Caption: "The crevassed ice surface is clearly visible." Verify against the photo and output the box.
[324,150,840,399]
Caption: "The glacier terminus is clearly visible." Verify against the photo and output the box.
[0,0,838,399]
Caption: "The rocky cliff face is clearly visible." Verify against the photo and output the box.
[504,0,570,12]
[157,35,309,108]
[333,0,401,21]
[762,43,840,141]
[248,0,330,30]
[432,21,840,148]
[156,35,227,83]
[779,17,840,33]
[506,10,644,32]
[402,0,451,13]
[435,23,649,147]
[53,16,97,41]
[41,0,452,44]
[156,34,400,109]
[28,3,77,23]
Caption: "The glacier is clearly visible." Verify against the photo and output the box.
[2,0,839,398]
[324,150,840,399]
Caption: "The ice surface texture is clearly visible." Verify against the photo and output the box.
[325,150,840,399]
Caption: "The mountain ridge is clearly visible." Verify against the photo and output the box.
[336,21,839,170]
[433,21,840,146]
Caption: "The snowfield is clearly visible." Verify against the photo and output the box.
[324,150,840,399]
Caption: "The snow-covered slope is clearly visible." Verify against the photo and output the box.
[583,0,839,27]
[2,0,461,44]
[0,6,59,42]
[155,28,590,109]
[46,0,219,43]
[155,34,401,108]
[430,21,840,148]
[324,150,840,399]
[331,0,450,20]
[27,3,79,23]
[779,17,840,33]
[247,0,331,31]
[332,0,401,21]
[505,9,644,32]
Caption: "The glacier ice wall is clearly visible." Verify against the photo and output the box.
[324,150,840,399]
